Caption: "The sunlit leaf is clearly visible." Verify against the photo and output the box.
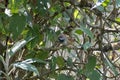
[75,29,83,35]
[86,78,90,80]
[115,18,120,22]
[9,0,23,13]
[102,0,110,7]
[74,9,81,19]
[14,62,39,76]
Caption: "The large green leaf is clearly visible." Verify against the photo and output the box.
[82,56,100,80]
[9,14,26,39]
[74,9,81,19]
[85,56,96,72]
[77,69,100,80]
[13,62,39,76]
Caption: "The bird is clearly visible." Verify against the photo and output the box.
[58,34,68,46]
[58,33,75,48]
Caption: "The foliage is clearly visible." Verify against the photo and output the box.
[0,0,120,80]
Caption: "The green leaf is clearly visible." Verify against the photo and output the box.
[9,0,24,13]
[75,29,83,35]
[9,14,26,39]
[88,70,101,80]
[85,56,96,72]
[56,56,65,68]
[115,18,120,22]
[80,25,94,39]
[74,9,81,19]
[83,42,91,50]
[83,56,99,80]
[57,74,74,80]
[36,50,49,60]
[26,24,43,49]
[13,62,39,76]
[102,0,110,7]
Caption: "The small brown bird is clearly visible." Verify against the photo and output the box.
[58,33,75,47]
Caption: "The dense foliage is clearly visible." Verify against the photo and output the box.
[0,0,120,80]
